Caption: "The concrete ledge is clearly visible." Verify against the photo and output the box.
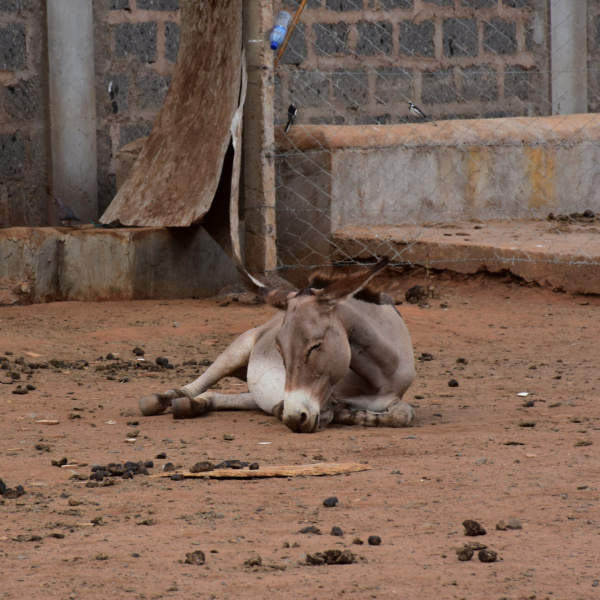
[0,226,241,304]
[332,220,600,295]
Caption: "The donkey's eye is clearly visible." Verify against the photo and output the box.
[307,342,322,358]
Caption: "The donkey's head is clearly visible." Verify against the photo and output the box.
[262,259,389,433]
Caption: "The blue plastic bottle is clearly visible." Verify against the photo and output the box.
[270,11,292,51]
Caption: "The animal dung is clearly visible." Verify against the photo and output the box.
[456,546,474,561]
[322,496,338,507]
[368,535,382,546]
[185,550,206,565]
[305,549,356,565]
[463,519,487,536]
[478,549,498,563]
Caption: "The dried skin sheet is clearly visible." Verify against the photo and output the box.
[101,0,242,227]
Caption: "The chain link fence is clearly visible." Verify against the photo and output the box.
[268,0,600,291]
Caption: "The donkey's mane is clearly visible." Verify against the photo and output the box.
[306,269,389,305]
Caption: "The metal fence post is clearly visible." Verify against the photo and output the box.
[242,0,277,274]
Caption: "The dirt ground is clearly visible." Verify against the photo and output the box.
[0,271,598,600]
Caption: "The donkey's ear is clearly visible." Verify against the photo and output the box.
[318,258,389,303]
[260,287,297,310]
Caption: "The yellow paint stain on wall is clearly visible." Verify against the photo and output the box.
[524,146,555,209]
[465,146,491,210]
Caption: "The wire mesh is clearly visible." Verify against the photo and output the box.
[269,0,600,290]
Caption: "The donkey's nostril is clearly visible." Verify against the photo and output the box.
[299,411,309,426]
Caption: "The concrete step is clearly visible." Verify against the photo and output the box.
[332,219,600,294]
[0,226,241,305]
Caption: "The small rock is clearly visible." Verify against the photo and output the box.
[155,356,169,366]
[496,518,522,531]
[248,462,259,471]
[456,357,468,365]
[322,496,338,508]
[368,535,381,546]
[132,347,145,356]
[52,457,68,467]
[171,474,184,481]
[185,550,205,565]
[478,549,498,563]
[155,452,167,459]
[223,433,235,441]
[448,379,459,388]
[463,519,486,536]
[331,526,344,537]
[244,555,262,567]
[456,546,474,561]
[352,537,364,545]
[163,462,176,472]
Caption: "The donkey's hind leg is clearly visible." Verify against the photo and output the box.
[172,392,259,419]
[333,400,414,428]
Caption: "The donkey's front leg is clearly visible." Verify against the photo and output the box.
[139,325,262,417]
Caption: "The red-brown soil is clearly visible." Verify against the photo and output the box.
[0,272,598,600]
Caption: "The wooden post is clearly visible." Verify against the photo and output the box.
[242,0,277,274]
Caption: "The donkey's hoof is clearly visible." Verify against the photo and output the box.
[172,397,208,419]
[139,395,170,416]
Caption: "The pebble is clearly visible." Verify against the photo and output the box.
[155,356,169,366]
[331,526,344,537]
[448,379,459,387]
[132,347,145,356]
[322,496,338,507]
[496,518,522,531]
[463,519,486,536]
[456,357,468,365]
[163,463,176,472]
[368,535,381,546]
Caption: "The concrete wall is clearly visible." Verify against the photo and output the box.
[274,0,551,125]
[0,0,49,227]
[275,114,600,269]
[0,225,241,304]
[0,0,598,228]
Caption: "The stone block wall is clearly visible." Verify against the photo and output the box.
[0,0,48,227]
[93,0,180,214]
[0,1,598,227]
[274,0,551,126]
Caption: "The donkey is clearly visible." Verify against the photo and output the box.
[139,259,416,433]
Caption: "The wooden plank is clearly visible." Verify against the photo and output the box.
[152,462,371,479]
